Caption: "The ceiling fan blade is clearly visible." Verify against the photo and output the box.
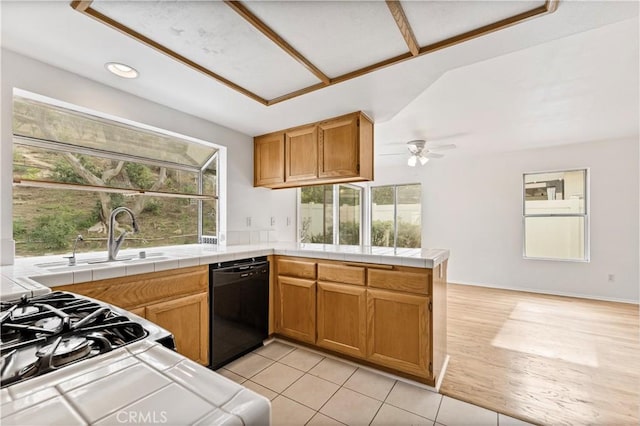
[425,152,444,158]
[426,143,456,151]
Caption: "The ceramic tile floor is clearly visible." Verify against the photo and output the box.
[219,341,535,426]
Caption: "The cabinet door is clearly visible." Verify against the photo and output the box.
[317,282,366,358]
[146,292,209,366]
[366,289,431,378]
[285,125,318,182]
[318,114,359,178]
[276,276,316,343]
[254,132,285,186]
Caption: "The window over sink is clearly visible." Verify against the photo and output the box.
[11,91,223,257]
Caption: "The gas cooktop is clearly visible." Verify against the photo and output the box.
[0,292,174,388]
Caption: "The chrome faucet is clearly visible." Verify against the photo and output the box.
[107,207,140,261]
[64,235,84,266]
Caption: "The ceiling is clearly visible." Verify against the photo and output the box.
[1,1,638,163]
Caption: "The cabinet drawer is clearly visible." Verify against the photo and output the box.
[367,267,431,295]
[318,263,365,286]
[55,265,208,309]
[277,259,317,279]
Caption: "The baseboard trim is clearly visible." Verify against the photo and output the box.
[449,280,639,305]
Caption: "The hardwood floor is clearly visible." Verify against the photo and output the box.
[440,284,640,426]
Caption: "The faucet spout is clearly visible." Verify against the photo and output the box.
[107,207,139,261]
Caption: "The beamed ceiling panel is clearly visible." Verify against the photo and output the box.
[71,0,556,106]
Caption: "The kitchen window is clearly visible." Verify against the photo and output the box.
[12,92,222,257]
[370,184,421,249]
[299,184,362,245]
[523,169,589,261]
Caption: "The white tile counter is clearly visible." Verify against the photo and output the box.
[0,340,271,425]
[0,243,449,296]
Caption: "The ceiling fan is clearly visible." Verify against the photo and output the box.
[382,139,456,166]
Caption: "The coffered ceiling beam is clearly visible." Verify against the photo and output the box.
[269,2,554,106]
[70,0,92,12]
[224,1,331,85]
[70,1,268,105]
[385,1,419,56]
[417,3,550,56]
[546,0,560,13]
[71,0,558,107]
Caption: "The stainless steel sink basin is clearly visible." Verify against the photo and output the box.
[35,252,169,272]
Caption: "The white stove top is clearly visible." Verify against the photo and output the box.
[1,340,271,425]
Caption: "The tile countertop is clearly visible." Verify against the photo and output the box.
[0,340,271,425]
[0,243,449,300]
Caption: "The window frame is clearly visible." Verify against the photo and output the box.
[369,183,422,249]
[297,183,363,245]
[522,168,590,262]
[11,89,225,253]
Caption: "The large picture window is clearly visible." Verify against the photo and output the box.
[370,184,421,249]
[299,184,362,245]
[523,169,588,261]
[12,93,220,257]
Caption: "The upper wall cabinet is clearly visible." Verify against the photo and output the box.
[254,111,373,189]
[286,125,318,182]
[254,132,286,187]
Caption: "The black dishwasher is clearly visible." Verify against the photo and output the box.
[209,257,269,370]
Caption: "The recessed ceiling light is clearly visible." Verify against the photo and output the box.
[105,62,139,79]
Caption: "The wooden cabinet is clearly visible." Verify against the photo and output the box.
[285,125,317,182]
[56,265,209,366]
[276,276,316,344]
[147,292,209,365]
[275,256,317,343]
[254,132,285,186]
[368,266,431,294]
[367,288,430,378]
[318,114,359,178]
[317,282,366,358]
[273,256,446,386]
[254,111,374,188]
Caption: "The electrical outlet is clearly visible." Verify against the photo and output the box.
[246,217,251,227]
[608,274,615,282]
[270,217,276,226]
[286,217,291,226]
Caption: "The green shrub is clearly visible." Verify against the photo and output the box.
[125,163,155,190]
[52,160,84,184]
[397,221,421,248]
[142,200,161,215]
[371,220,394,247]
[13,219,27,238]
[28,215,75,250]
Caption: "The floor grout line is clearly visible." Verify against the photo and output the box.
[241,344,512,426]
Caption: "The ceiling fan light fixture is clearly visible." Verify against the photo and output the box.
[105,62,139,79]
[419,156,429,165]
[407,155,417,167]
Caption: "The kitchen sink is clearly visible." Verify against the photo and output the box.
[35,252,169,272]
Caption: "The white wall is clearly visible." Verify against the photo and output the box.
[373,138,639,303]
[0,49,297,264]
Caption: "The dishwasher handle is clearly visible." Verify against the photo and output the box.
[211,262,269,287]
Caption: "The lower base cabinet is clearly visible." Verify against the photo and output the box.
[316,282,367,358]
[274,256,446,386]
[366,288,431,378]
[276,276,316,344]
[55,265,209,366]
[146,292,209,365]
